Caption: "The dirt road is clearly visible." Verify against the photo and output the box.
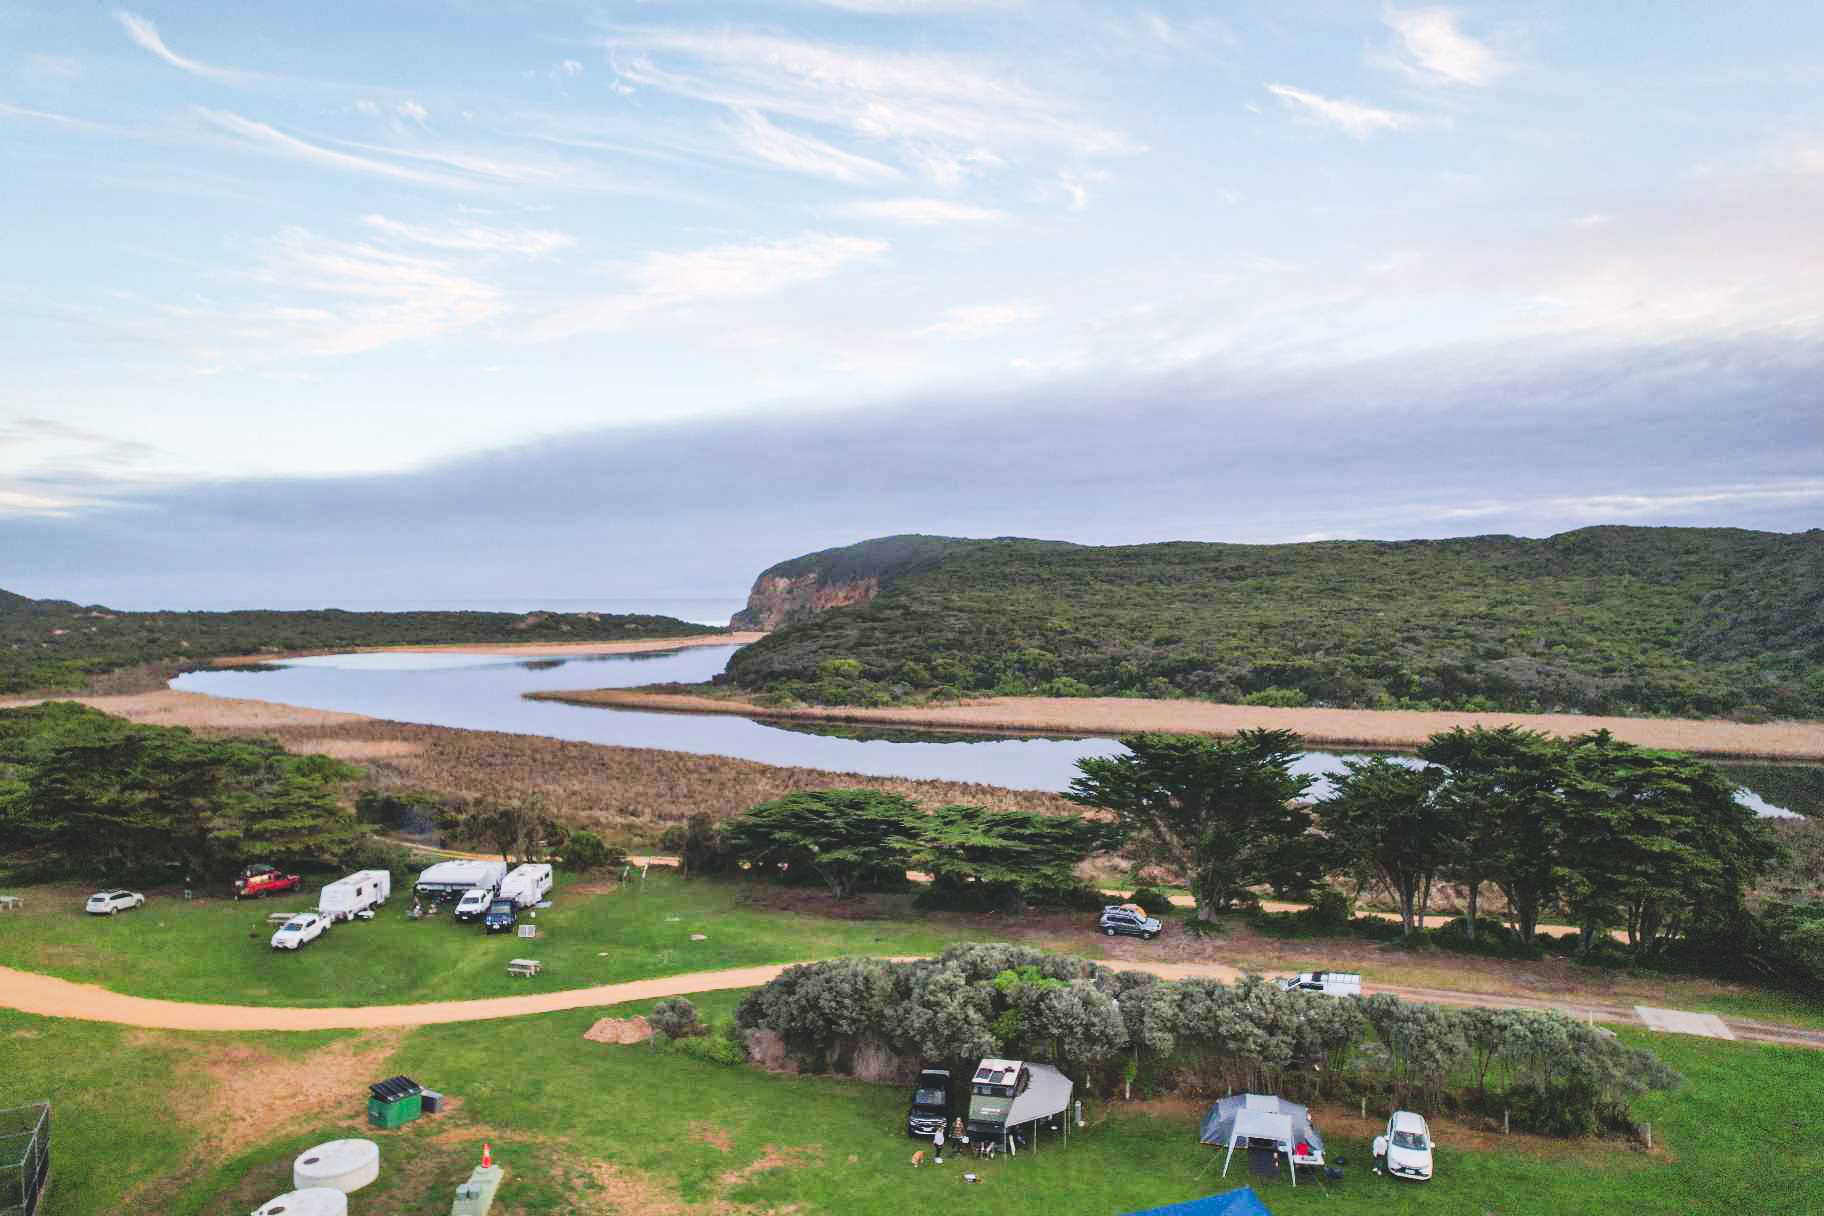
[3,960,1818,1049]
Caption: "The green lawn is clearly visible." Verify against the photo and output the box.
[0,874,1013,1007]
[26,1000,1801,1216]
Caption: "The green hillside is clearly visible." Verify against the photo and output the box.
[0,594,725,695]
[722,527,1824,718]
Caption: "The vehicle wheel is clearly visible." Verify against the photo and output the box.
[1103,927,1116,937]
[109,907,118,916]
[1143,931,1157,941]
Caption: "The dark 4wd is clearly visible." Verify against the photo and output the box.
[1098,905,1163,940]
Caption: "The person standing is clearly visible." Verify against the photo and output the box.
[932,1124,946,1164]
[1372,1132,1388,1175]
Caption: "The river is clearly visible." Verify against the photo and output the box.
[171,645,1814,816]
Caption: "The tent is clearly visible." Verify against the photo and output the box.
[1198,1094,1325,1186]
[1119,1185,1273,1216]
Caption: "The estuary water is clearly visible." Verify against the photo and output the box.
[171,644,1812,816]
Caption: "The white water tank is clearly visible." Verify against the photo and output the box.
[252,1188,348,1216]
[292,1139,379,1192]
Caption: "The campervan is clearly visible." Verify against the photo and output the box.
[414,859,507,903]
[1275,970,1362,998]
[963,1058,1074,1152]
[500,863,554,909]
[317,870,392,922]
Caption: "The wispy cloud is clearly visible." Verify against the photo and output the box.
[598,25,1136,183]
[1382,7,1509,87]
[1428,481,1824,522]
[362,215,573,255]
[115,10,262,87]
[916,301,1038,340]
[244,228,503,356]
[532,232,887,339]
[0,101,128,136]
[725,106,902,183]
[838,197,1004,224]
[23,53,83,83]
[194,107,457,186]
[1265,83,1413,138]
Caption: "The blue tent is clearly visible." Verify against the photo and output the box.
[1118,1185,1273,1216]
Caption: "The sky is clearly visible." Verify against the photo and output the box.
[2,1,1821,608]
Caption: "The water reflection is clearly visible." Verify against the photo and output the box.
[170,646,1809,817]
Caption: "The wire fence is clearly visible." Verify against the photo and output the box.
[0,1103,50,1216]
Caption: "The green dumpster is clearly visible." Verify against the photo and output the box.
[368,1075,424,1129]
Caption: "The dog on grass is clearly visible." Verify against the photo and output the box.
[911,1151,925,1168]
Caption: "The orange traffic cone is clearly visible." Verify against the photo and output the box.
[482,1142,492,1168]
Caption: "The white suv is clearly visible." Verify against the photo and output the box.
[85,890,145,915]
[271,913,328,951]
[1384,1110,1434,1181]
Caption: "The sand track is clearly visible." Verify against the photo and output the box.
[2,960,1817,1049]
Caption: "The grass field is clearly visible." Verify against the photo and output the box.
[3,992,1815,1216]
[0,874,1002,1007]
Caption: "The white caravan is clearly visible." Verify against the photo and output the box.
[414,859,507,902]
[1276,970,1362,998]
[317,869,392,922]
[500,863,554,909]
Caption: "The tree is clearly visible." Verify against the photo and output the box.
[1067,731,1314,920]
[912,804,1112,906]
[1315,757,1449,939]
[1422,726,1565,943]
[720,789,921,898]
[561,829,624,872]
[458,795,561,864]
[1557,731,1782,958]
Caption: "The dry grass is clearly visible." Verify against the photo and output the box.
[537,690,1824,760]
[57,690,1075,844]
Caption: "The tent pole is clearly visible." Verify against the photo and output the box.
[1222,1139,1235,1178]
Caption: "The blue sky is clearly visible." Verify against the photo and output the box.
[2,2,1821,606]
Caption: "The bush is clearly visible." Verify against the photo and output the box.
[673,1029,748,1065]
[1507,1081,1599,1137]
[1307,889,1354,930]
[650,997,703,1039]
[562,830,625,873]
[1124,886,1176,918]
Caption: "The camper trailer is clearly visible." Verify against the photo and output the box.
[414,859,507,904]
[317,870,392,922]
[499,863,554,909]
[1275,970,1361,998]
[963,1058,1074,1153]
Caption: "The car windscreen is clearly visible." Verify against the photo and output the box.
[490,902,513,914]
[912,1088,946,1107]
[1392,1130,1427,1150]
[284,919,312,930]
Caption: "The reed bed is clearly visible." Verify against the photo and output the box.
[57,691,1074,845]
[538,690,1824,761]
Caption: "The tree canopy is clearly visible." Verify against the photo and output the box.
[1067,730,1314,919]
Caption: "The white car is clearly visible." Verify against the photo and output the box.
[453,887,494,922]
[270,913,329,951]
[1384,1110,1435,1181]
[85,890,145,915]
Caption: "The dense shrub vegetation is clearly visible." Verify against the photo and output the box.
[734,945,1678,1136]
[0,701,368,881]
[0,585,724,694]
[723,527,1824,717]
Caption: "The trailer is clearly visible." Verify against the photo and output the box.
[414,860,507,903]
[499,863,553,909]
[317,870,392,922]
[963,1058,1074,1156]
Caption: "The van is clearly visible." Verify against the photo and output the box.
[317,869,392,923]
[906,1069,952,1139]
[1276,970,1362,998]
[500,863,554,909]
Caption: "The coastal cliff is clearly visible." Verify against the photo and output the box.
[731,573,880,631]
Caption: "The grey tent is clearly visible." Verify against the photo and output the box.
[1198,1094,1325,1186]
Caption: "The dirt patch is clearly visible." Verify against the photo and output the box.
[692,1122,735,1152]
[189,1029,406,1162]
[584,1015,653,1045]
[719,1144,822,1188]
[567,881,622,896]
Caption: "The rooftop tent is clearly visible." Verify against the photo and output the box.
[1199,1094,1325,1187]
[1119,1185,1273,1216]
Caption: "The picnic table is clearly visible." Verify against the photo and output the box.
[507,958,541,978]
[0,895,21,912]
[267,910,307,924]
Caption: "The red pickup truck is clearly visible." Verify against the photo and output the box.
[234,864,302,900]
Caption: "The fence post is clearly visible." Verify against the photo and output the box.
[1503,1109,1509,1135]
[1646,1123,1652,1150]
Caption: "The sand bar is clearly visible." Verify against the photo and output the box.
[531,689,1824,760]
[207,631,763,666]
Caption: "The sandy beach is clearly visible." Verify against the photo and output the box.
[532,689,1824,760]
[206,630,763,665]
